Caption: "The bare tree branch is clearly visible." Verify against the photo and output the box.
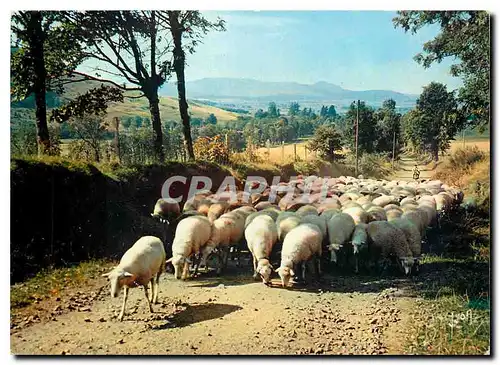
[70,70,141,91]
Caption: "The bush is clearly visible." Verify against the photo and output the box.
[193,135,230,164]
[342,152,392,179]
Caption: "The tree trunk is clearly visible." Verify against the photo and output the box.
[169,13,195,161]
[148,94,165,162]
[431,140,439,161]
[27,11,50,155]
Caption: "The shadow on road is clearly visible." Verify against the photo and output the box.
[152,303,243,330]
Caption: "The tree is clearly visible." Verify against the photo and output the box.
[135,116,143,128]
[205,113,217,125]
[163,11,225,161]
[343,101,376,154]
[69,116,109,162]
[66,11,178,162]
[288,102,300,116]
[254,109,268,119]
[121,116,132,129]
[307,124,343,161]
[409,82,461,161]
[267,102,279,118]
[393,11,490,130]
[373,99,401,154]
[327,105,337,118]
[11,11,83,154]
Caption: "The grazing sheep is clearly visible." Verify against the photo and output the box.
[366,221,414,276]
[151,198,181,223]
[300,214,328,239]
[167,216,212,280]
[366,206,387,221]
[386,207,403,221]
[245,209,279,229]
[276,212,302,242]
[327,213,356,264]
[245,215,279,284]
[389,218,422,258]
[102,236,166,321]
[276,224,323,287]
[320,208,341,221]
[342,206,369,225]
[200,210,246,274]
[351,223,368,273]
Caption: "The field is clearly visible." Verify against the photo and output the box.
[448,139,490,153]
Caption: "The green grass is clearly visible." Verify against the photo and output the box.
[10,259,116,309]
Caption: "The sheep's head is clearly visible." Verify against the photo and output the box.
[398,257,415,276]
[256,259,273,285]
[166,255,190,280]
[102,268,135,298]
[275,266,294,287]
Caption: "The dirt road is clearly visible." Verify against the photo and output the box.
[390,155,433,182]
[10,155,435,355]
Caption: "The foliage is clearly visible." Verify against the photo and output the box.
[373,98,402,154]
[68,116,110,162]
[193,135,230,164]
[205,113,217,125]
[50,85,123,123]
[306,124,343,161]
[343,101,377,154]
[402,82,462,160]
[288,102,300,116]
[393,11,490,130]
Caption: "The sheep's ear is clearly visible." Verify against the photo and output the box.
[150,213,155,217]
[122,272,134,278]
[166,257,173,263]
[289,269,295,276]
[101,271,112,278]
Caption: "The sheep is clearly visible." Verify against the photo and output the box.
[245,209,279,228]
[320,208,341,221]
[276,212,302,242]
[366,206,387,221]
[102,236,166,321]
[386,207,403,221]
[200,210,246,274]
[351,223,368,273]
[295,204,319,217]
[276,223,323,287]
[389,218,422,258]
[327,212,356,264]
[366,221,414,276]
[372,195,399,207]
[151,198,181,224]
[342,206,369,225]
[167,216,212,280]
[207,201,230,222]
[245,215,279,284]
[300,214,328,239]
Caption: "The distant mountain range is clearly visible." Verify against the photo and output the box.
[159,78,418,108]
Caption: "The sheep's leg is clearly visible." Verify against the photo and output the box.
[301,262,307,283]
[143,285,154,313]
[154,270,161,304]
[118,286,129,322]
[148,278,154,302]
[354,255,359,274]
[252,255,259,280]
[181,262,190,280]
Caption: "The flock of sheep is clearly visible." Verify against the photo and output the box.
[101,174,466,321]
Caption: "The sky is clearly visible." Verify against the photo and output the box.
[181,11,463,95]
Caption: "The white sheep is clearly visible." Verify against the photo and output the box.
[199,209,246,274]
[167,216,212,280]
[245,215,279,284]
[276,212,302,242]
[300,214,328,239]
[372,195,399,207]
[342,206,369,225]
[102,236,166,321]
[327,212,356,263]
[351,223,368,273]
[276,223,323,287]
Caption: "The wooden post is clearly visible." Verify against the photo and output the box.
[294,143,297,161]
[462,129,465,148]
[391,128,396,170]
[281,141,285,163]
[355,100,360,177]
[305,146,308,160]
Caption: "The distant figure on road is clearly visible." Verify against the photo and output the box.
[412,164,420,180]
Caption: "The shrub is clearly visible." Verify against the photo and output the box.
[193,135,230,164]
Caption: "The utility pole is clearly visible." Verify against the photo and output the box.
[463,129,465,148]
[355,99,360,177]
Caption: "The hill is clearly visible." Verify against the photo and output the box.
[159,77,418,109]
[11,80,242,124]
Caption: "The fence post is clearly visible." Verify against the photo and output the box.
[305,146,308,160]
[281,141,285,163]
[294,143,297,161]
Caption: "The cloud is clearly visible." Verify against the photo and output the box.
[206,11,301,29]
